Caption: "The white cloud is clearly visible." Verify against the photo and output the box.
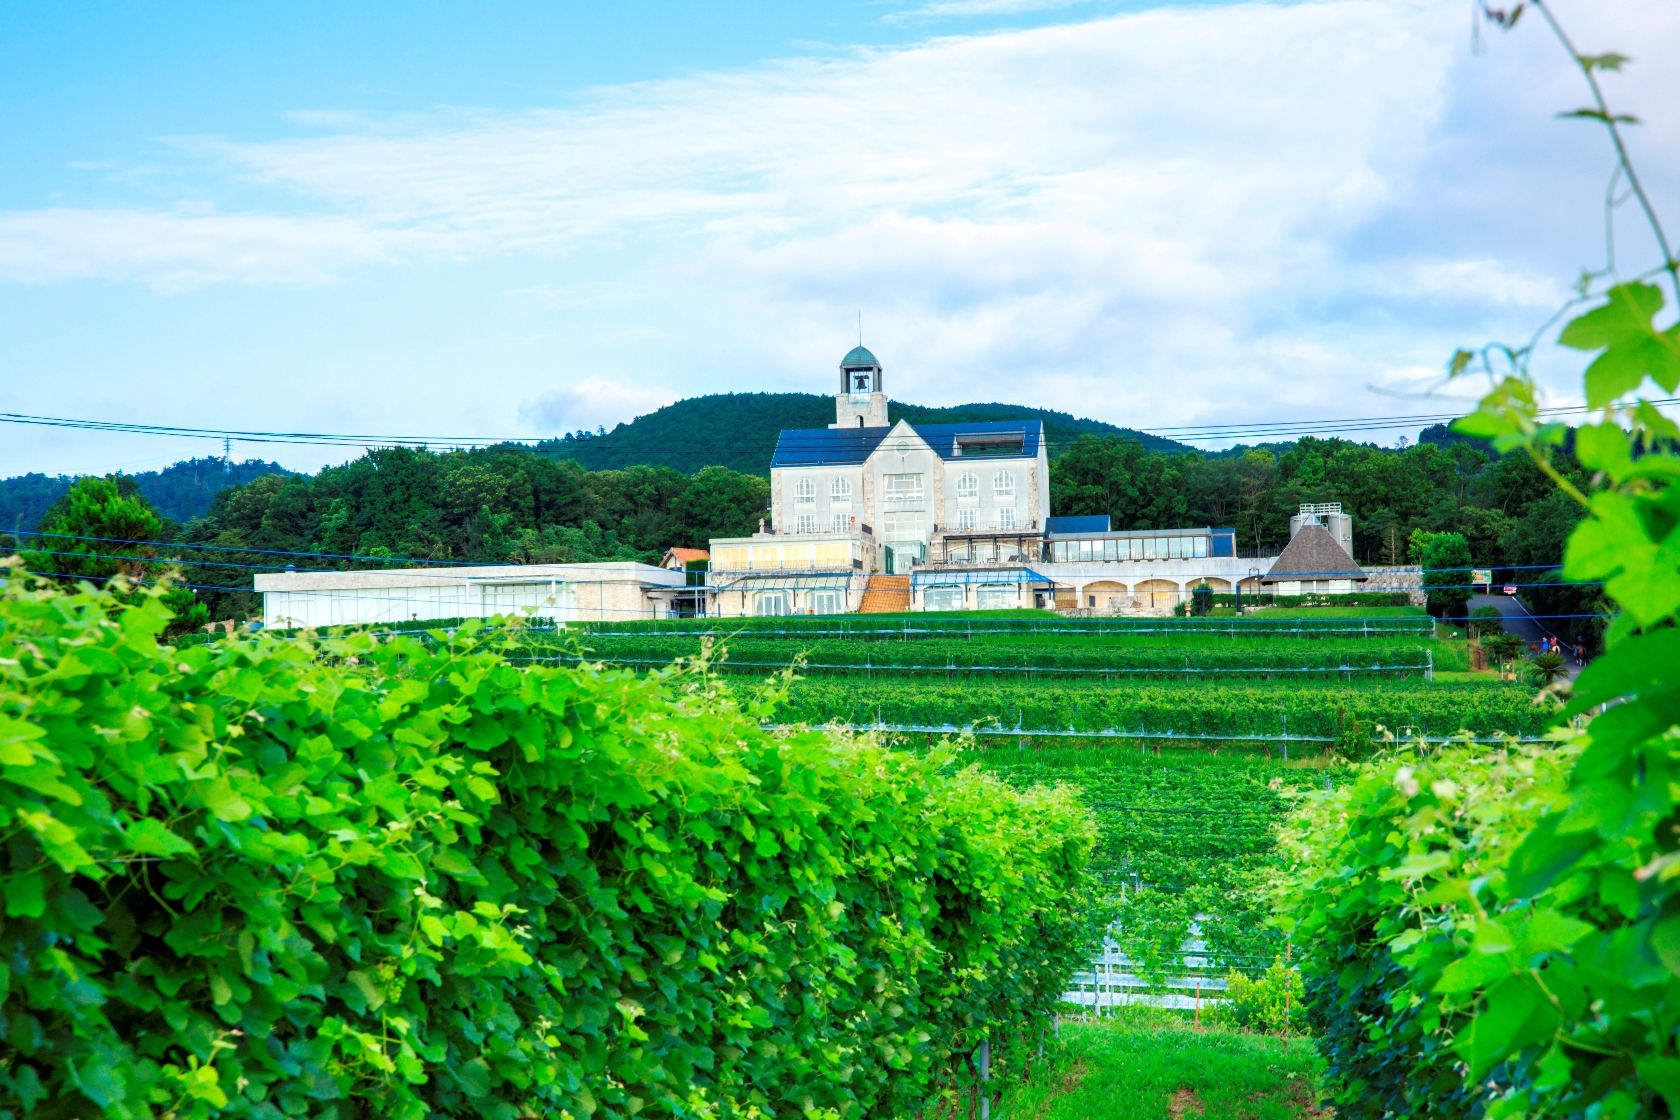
[519,375,677,435]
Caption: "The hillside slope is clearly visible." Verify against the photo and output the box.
[0,457,292,534]
[534,392,1185,475]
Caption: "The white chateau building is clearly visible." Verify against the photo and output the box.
[706,346,1366,617]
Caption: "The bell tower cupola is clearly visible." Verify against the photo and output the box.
[833,345,888,428]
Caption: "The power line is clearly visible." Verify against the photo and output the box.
[4,399,1672,456]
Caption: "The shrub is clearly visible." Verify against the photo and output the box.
[1421,532,1473,619]
[1469,605,1505,637]
[1216,958,1305,1036]
[0,564,1096,1120]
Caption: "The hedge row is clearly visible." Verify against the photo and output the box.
[761,680,1552,743]
[0,572,1096,1120]
[537,636,1435,680]
[561,615,1434,640]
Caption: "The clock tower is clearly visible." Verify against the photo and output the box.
[832,345,888,428]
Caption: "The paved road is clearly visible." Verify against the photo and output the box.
[1469,593,1584,678]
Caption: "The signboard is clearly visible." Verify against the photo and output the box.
[1472,569,1493,586]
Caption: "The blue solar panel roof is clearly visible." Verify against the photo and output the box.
[768,420,1043,468]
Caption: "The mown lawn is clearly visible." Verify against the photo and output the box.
[995,1019,1325,1120]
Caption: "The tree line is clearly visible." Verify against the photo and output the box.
[4,431,1596,639]
[6,445,770,624]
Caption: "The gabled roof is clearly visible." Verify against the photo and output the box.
[770,420,1043,468]
[662,547,709,568]
[1261,523,1368,583]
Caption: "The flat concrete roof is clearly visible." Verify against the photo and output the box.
[254,561,684,593]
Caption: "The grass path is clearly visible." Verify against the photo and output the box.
[994,1020,1324,1119]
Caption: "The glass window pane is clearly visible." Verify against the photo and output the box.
[1143,538,1157,560]
[1194,536,1208,558]
[1053,541,1066,562]
[1103,539,1118,561]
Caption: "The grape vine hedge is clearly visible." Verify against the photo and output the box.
[0,568,1096,1120]
[763,680,1551,742]
[561,615,1433,640]
[544,637,1434,680]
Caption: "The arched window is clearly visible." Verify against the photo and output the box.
[956,472,979,499]
[993,470,1015,499]
[830,477,853,500]
[794,478,816,504]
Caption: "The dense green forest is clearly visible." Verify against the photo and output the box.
[538,391,1183,474]
[0,456,290,531]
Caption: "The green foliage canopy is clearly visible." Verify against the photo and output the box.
[0,566,1095,1120]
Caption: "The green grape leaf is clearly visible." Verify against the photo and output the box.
[126,819,196,858]
[1558,282,1680,405]
[1564,491,1680,626]
[1574,422,1634,480]
[1640,1058,1680,1114]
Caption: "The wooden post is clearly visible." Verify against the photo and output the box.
[979,1037,990,1120]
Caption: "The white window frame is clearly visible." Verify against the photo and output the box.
[956,472,979,499]
[794,514,817,534]
[957,508,978,530]
[794,478,816,504]
[993,470,1015,499]
[754,591,791,616]
[810,589,845,615]
[829,477,853,501]
[884,511,925,542]
[885,473,924,502]
[830,512,851,534]
[924,586,965,612]
[976,585,1016,610]
[993,507,1018,530]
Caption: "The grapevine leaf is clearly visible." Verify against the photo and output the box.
[126,819,196,858]
[1578,53,1630,72]
[1574,422,1634,481]
[1564,491,1680,626]
[1505,815,1601,898]
[1558,282,1680,405]
[1639,1058,1680,1114]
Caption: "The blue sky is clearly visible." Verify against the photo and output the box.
[1,0,1676,477]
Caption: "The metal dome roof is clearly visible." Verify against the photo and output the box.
[840,345,880,369]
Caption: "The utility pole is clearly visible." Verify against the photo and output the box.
[223,436,232,472]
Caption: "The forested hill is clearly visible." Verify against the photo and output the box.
[533,392,1185,475]
[0,457,291,535]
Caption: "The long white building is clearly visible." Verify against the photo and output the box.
[253,562,686,628]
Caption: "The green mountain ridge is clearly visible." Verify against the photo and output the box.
[534,392,1190,476]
